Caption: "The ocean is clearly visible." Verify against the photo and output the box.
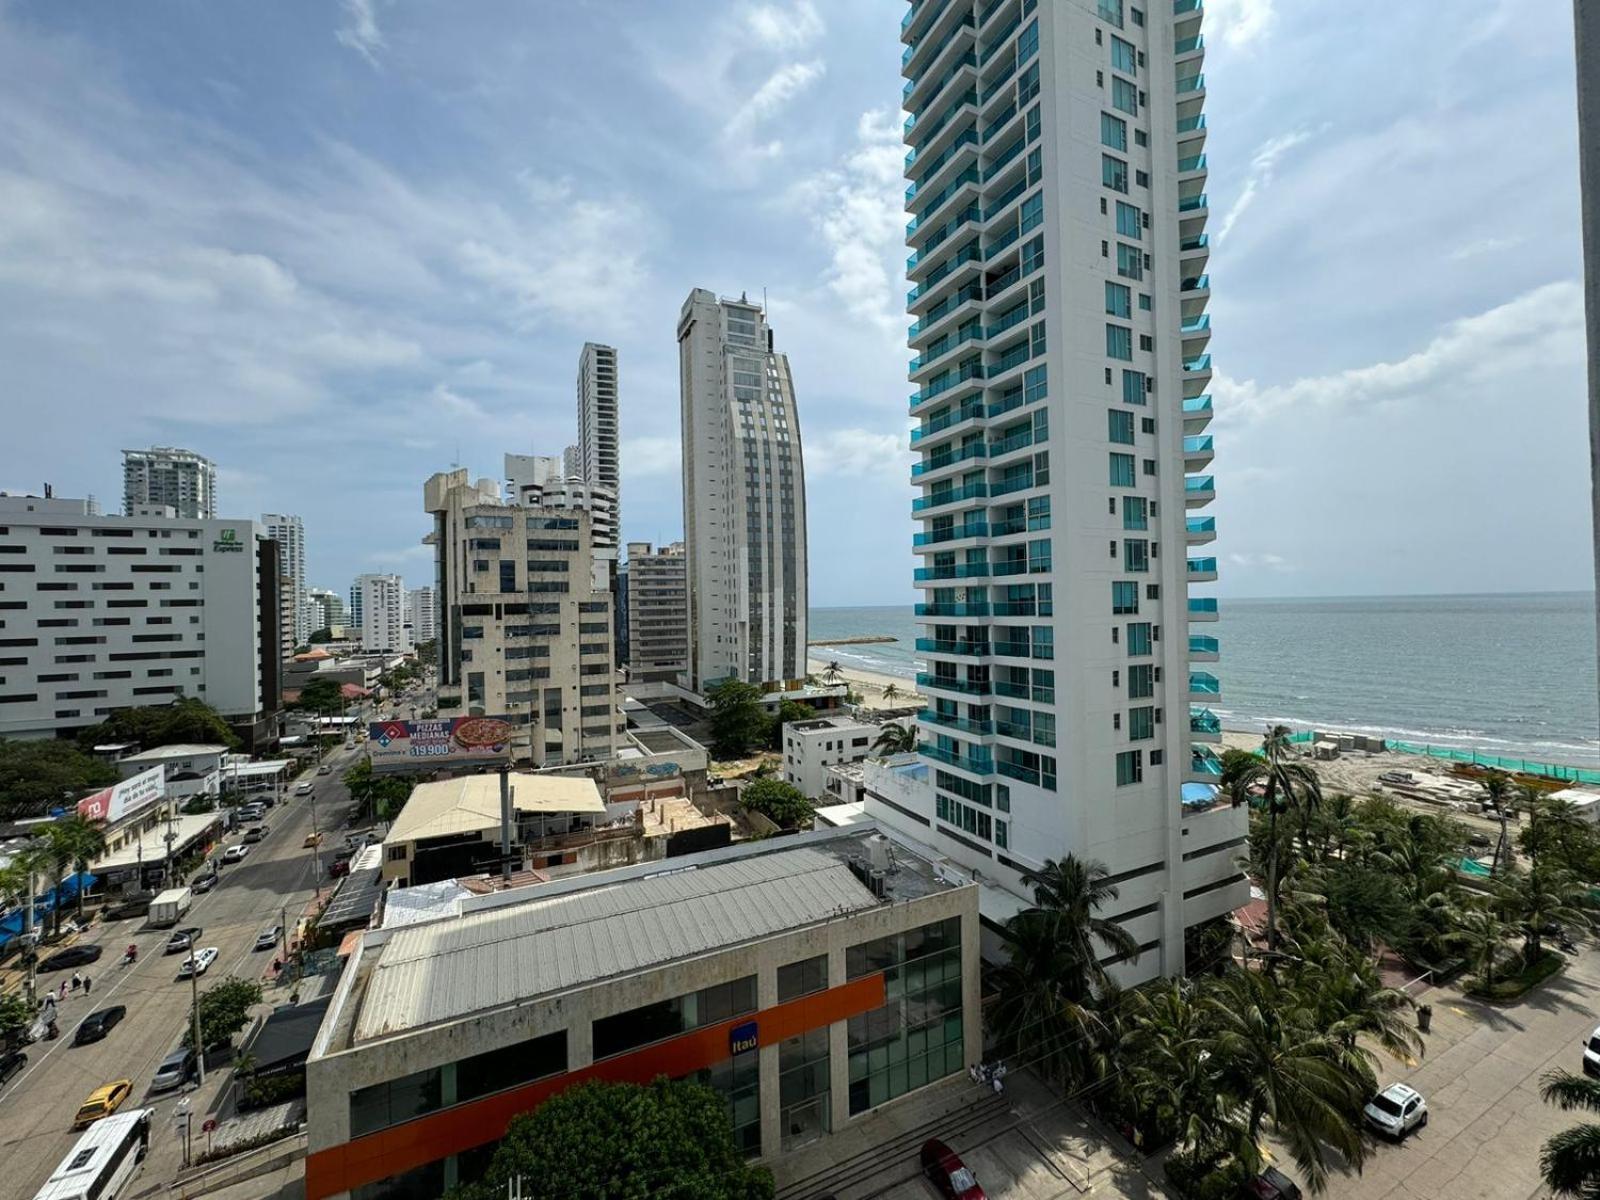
[808,593,1600,766]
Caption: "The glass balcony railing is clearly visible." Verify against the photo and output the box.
[1183,395,1213,417]
[1180,232,1210,252]
[1189,672,1221,695]
[989,475,1037,498]
[917,673,992,696]
[1181,314,1211,335]
[1184,435,1214,455]
[911,403,985,444]
[1189,597,1219,616]
[908,242,983,306]
[913,562,990,580]
[1185,475,1215,494]
[919,711,994,736]
[979,13,1022,65]
[910,361,986,408]
[1189,635,1219,655]
[905,128,979,205]
[989,428,1035,455]
[1176,73,1205,94]
[1178,193,1209,213]
[1184,354,1212,372]
[1186,516,1216,536]
[907,282,984,338]
[1181,273,1210,292]
[990,518,1028,536]
[1174,0,1203,16]
[1190,707,1222,735]
[1190,749,1224,777]
[1175,35,1204,54]
[1176,114,1207,136]
[915,601,990,617]
[915,638,990,656]
[994,680,1053,704]
[998,760,1041,786]
[912,444,987,477]
[913,523,988,546]
[912,482,989,511]
[919,743,995,774]
[990,600,1042,616]
[991,561,1031,577]
[908,324,984,371]
[1178,153,1207,173]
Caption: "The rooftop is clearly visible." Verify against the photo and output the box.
[385,772,605,846]
[332,825,963,1048]
[120,743,230,763]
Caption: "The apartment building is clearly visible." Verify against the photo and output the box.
[677,289,807,692]
[307,587,347,634]
[504,455,618,596]
[0,492,282,747]
[122,447,217,519]
[624,541,688,684]
[782,715,882,800]
[577,343,620,504]
[353,573,410,653]
[424,469,621,766]
[895,0,1243,979]
[262,514,309,645]
[406,586,437,649]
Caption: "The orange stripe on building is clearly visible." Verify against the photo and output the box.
[305,972,887,1199]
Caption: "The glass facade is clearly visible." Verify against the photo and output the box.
[779,1027,831,1151]
[592,975,756,1059]
[845,918,964,1115]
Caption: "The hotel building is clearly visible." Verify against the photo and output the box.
[896,0,1244,978]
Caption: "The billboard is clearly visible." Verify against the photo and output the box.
[368,717,516,771]
[77,765,166,824]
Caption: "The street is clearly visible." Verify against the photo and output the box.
[0,744,362,1200]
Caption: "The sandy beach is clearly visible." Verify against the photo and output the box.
[806,657,923,712]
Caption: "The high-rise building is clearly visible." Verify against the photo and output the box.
[562,444,580,480]
[0,491,282,747]
[1576,0,1600,708]
[348,580,363,632]
[424,469,621,765]
[353,573,409,652]
[625,541,688,684]
[504,454,619,595]
[306,587,347,634]
[406,586,438,648]
[261,514,308,645]
[577,342,620,501]
[677,288,807,691]
[893,0,1243,979]
[122,447,217,519]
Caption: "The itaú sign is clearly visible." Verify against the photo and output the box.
[729,1020,759,1056]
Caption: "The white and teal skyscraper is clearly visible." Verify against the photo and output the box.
[896,0,1243,979]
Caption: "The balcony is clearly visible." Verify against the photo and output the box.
[1183,394,1213,432]
[1180,313,1212,347]
[908,241,983,309]
[915,601,990,617]
[990,600,1041,616]
[910,361,986,411]
[908,202,981,259]
[905,28,977,113]
[910,165,981,232]
[1188,597,1219,622]
[988,427,1036,458]
[1184,353,1213,389]
[1178,153,1207,178]
[1189,671,1221,700]
[908,282,984,342]
[1179,233,1210,269]
[913,562,990,581]
[1175,73,1206,97]
[911,402,985,446]
[1174,0,1204,24]
[1186,515,1216,544]
[905,129,980,210]
[911,442,986,480]
[1189,634,1219,661]
[1178,193,1209,216]
[1175,34,1204,59]
[1183,433,1214,468]
[916,637,991,657]
[1185,474,1215,506]
[989,474,1038,499]
[993,639,1047,659]
[1190,706,1223,743]
[919,710,994,737]
[997,760,1041,786]
[913,522,988,547]
[994,680,1053,704]
[917,672,992,696]
[991,560,1031,577]
[920,743,995,775]
[913,482,989,512]
[1189,746,1224,780]
[908,324,985,376]
[1176,113,1207,148]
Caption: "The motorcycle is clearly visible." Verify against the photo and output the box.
[121,943,138,966]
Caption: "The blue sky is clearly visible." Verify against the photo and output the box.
[0,0,1589,604]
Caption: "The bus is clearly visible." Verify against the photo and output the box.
[31,1108,152,1200]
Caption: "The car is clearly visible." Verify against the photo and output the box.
[1583,1025,1600,1077]
[237,807,265,823]
[303,832,323,848]
[39,944,103,972]
[317,764,333,775]
[1364,1082,1427,1140]
[254,926,283,952]
[150,1047,196,1093]
[296,781,314,796]
[921,1138,986,1200]
[328,858,351,879]
[1245,1165,1304,1200]
[191,872,218,894]
[242,827,264,844]
[73,1006,128,1046]
[222,844,249,863]
[165,927,203,954]
[1467,832,1493,849]
[104,895,153,920]
[0,1049,27,1091]
[73,1080,133,1128]
[176,946,219,980]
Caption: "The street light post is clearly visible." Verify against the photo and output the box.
[190,957,206,1089]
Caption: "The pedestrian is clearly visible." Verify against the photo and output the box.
[70,971,82,993]
[58,980,67,1002]
[83,975,92,995]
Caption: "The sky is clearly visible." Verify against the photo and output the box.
[0,0,1589,604]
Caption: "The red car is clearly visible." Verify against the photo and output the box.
[921,1138,985,1200]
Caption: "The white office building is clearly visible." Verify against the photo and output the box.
[406,586,438,648]
[0,492,283,747]
[307,587,347,634]
[122,447,216,520]
[677,289,807,692]
[782,715,882,800]
[353,573,410,653]
[892,0,1244,979]
[261,513,308,646]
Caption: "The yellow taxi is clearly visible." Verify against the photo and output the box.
[73,1079,133,1128]
[303,831,323,848]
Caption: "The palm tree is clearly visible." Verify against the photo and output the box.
[1019,856,1139,993]
[821,661,844,686]
[871,723,917,755]
[1253,725,1324,956]
[880,683,901,704]
[988,909,1107,1087]
[1120,980,1246,1166]
[51,814,108,923]
[1219,747,1260,811]
[1481,771,1513,878]
[1540,1069,1600,1197]
[1458,896,1509,991]
[1291,938,1421,1078]
[1503,863,1592,960]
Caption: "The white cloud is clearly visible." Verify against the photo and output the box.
[744,1,824,51]
[1203,0,1276,49]
[1227,551,1294,570]
[1447,235,1524,261]
[807,428,906,478]
[335,0,386,67]
[725,60,826,142]
[621,435,681,478]
[1214,281,1585,426]
[1217,128,1312,241]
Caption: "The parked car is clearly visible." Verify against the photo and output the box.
[176,946,219,980]
[165,927,203,954]
[328,859,351,879]
[921,1138,986,1200]
[39,945,103,972]
[1245,1166,1304,1199]
[303,832,323,848]
[191,871,218,894]
[237,807,265,823]
[73,1006,128,1046]
[1364,1082,1427,1140]
[150,1047,196,1093]
[1583,1024,1600,1077]
[73,1080,133,1128]
[242,827,265,844]
[0,1049,27,1091]
[222,844,249,863]
[254,926,283,952]
[104,895,153,920]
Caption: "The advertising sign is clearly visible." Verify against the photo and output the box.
[729,1020,759,1056]
[77,765,166,824]
[368,716,515,771]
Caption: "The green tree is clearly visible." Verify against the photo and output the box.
[880,683,902,703]
[451,1078,773,1200]
[1319,863,1408,952]
[49,814,108,924]
[1020,856,1139,993]
[821,660,843,686]
[308,628,335,644]
[1120,980,1245,1168]
[187,977,264,1049]
[705,679,771,759]
[1502,863,1592,960]
[739,778,812,828]
[0,739,119,820]
[294,677,346,716]
[1481,771,1514,878]
[989,908,1109,1087]
[1539,1069,1600,1198]
[871,723,918,755]
[79,697,240,754]
[1245,726,1324,957]
[0,991,32,1044]
[768,700,815,750]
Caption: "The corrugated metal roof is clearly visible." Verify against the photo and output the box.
[354,847,878,1042]
[384,773,604,845]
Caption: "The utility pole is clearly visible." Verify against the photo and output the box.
[22,865,37,1006]
[190,961,206,1088]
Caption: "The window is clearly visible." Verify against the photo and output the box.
[1123,496,1148,529]
[593,976,757,1059]
[779,955,828,1002]
[1021,233,1044,276]
[1128,664,1155,699]
[1098,0,1124,26]
[1129,706,1156,741]
[1124,538,1149,572]
[1117,242,1143,280]
[845,919,964,1116]
[1139,334,1154,352]
[1109,453,1136,487]
[1105,324,1133,360]
[1127,622,1153,655]
[1101,154,1129,194]
[1100,112,1127,151]
[349,1031,566,1138]
[1111,77,1138,116]
[1122,369,1147,406]
[1023,365,1048,405]
[1112,581,1139,614]
[1018,61,1039,106]
[1116,750,1143,786]
[1139,293,1152,311]
[1116,202,1142,238]
[1105,281,1131,317]
[1028,538,1052,573]
[1016,19,1038,63]
[1108,409,1135,445]
[1111,35,1137,74]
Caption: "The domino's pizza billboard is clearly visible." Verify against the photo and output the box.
[368,716,515,771]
